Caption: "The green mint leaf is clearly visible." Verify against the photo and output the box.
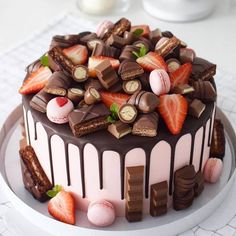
[132,28,144,37]
[132,51,140,58]
[107,115,115,123]
[110,103,119,114]
[40,55,49,66]
[140,45,147,57]
[46,184,62,198]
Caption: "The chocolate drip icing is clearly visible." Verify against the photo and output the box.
[34,121,37,140]
[189,134,195,165]
[79,146,86,198]
[48,135,54,185]
[64,143,71,186]
[208,104,216,146]
[199,125,206,172]
[208,117,212,147]
[25,111,31,145]
[23,95,214,200]
[98,151,103,189]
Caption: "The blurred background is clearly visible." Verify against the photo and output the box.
[0,0,235,74]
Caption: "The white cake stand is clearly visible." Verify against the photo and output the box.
[142,0,217,22]
[0,105,235,236]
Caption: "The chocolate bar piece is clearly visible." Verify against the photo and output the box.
[172,84,194,94]
[173,165,196,211]
[191,80,217,102]
[108,121,132,139]
[149,28,162,45]
[103,18,131,42]
[48,47,75,76]
[123,80,142,94]
[150,181,168,217]
[128,91,160,113]
[106,34,126,49]
[118,60,144,80]
[68,103,110,137]
[95,59,119,89]
[19,146,52,202]
[49,34,81,49]
[194,171,204,197]
[125,165,144,222]
[191,57,216,81]
[67,88,85,103]
[210,119,225,159]
[30,89,54,113]
[92,43,119,58]
[188,99,206,118]
[132,113,158,137]
[179,48,196,63]
[44,71,71,96]
[155,36,181,57]
[119,45,139,61]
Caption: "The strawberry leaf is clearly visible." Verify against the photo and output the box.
[46,185,62,198]
[40,55,49,66]
[133,28,144,37]
[132,45,147,58]
[132,51,140,58]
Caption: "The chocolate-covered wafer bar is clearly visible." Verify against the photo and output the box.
[128,91,159,113]
[108,121,132,139]
[172,84,194,95]
[48,47,75,75]
[188,99,206,118]
[149,28,162,45]
[191,57,216,81]
[125,165,144,222]
[210,119,225,159]
[150,181,168,217]
[106,35,126,49]
[19,146,52,202]
[44,71,71,96]
[194,171,204,197]
[155,36,181,57]
[191,80,217,102]
[173,165,196,211]
[119,45,139,61]
[30,89,54,113]
[92,43,119,58]
[103,18,131,42]
[49,34,81,49]
[95,59,119,89]
[132,112,158,137]
[68,103,110,137]
[118,60,144,80]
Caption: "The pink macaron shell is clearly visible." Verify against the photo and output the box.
[149,69,171,96]
[204,158,223,183]
[96,20,114,38]
[46,97,74,124]
[87,199,115,227]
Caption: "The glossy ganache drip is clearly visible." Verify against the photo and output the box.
[23,95,215,199]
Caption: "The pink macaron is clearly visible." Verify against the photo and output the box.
[149,69,171,96]
[155,37,169,51]
[203,158,223,183]
[46,97,74,124]
[87,199,115,227]
[96,20,114,38]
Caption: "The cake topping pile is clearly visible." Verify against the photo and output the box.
[19,17,217,138]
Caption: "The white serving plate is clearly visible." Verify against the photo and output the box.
[0,105,235,236]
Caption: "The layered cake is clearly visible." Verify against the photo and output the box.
[18,18,225,226]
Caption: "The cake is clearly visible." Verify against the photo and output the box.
[18,18,225,225]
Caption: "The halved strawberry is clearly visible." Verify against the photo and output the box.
[48,190,75,225]
[131,25,151,38]
[19,66,52,95]
[88,56,120,77]
[63,44,88,65]
[100,91,130,108]
[169,63,192,89]
[158,94,188,135]
[136,52,167,72]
